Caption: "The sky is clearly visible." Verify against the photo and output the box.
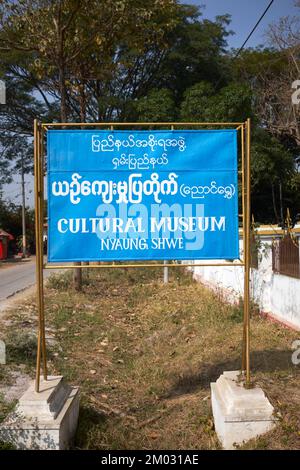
[2,0,299,208]
[188,0,298,49]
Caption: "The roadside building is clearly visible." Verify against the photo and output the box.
[0,229,14,260]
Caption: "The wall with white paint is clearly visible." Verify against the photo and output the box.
[191,231,300,331]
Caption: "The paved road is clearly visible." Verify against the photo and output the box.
[0,258,55,302]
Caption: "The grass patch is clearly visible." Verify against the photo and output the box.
[5,331,38,366]
[0,267,299,449]
[0,393,16,424]
[0,393,17,449]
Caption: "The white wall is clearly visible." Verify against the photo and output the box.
[191,235,300,331]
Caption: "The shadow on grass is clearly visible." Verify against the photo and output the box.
[73,404,108,449]
[163,349,295,398]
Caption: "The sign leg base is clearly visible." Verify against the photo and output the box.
[211,370,276,449]
[0,376,79,450]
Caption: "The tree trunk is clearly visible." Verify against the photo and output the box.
[73,262,82,291]
[58,23,67,124]
[58,30,82,290]
[59,66,67,122]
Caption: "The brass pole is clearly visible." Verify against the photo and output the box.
[34,120,47,392]
[241,123,246,371]
[34,120,42,392]
[44,261,245,269]
[162,124,175,283]
[244,118,251,386]
[39,125,47,380]
[41,120,246,388]
[42,121,244,128]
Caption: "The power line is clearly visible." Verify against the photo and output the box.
[233,0,274,59]
[213,0,275,89]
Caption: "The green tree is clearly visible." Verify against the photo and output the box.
[180,81,252,122]
[0,0,180,122]
[135,88,175,122]
[179,81,214,121]
[0,74,49,190]
[155,8,232,103]
[88,5,233,121]
[251,129,297,224]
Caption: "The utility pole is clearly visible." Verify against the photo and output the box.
[279,180,284,228]
[163,260,169,283]
[21,154,26,257]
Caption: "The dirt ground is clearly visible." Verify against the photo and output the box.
[0,267,299,450]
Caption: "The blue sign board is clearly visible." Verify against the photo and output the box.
[47,130,239,262]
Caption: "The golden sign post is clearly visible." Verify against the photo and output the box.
[33,120,251,392]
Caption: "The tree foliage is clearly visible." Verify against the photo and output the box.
[0,0,299,224]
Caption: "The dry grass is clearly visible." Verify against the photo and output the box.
[0,267,299,449]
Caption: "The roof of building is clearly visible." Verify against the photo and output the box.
[0,229,14,240]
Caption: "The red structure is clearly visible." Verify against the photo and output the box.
[0,229,14,260]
